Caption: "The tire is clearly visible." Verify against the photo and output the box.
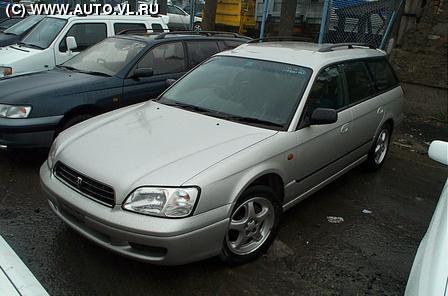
[193,22,202,31]
[219,185,281,265]
[364,122,392,171]
[59,114,94,133]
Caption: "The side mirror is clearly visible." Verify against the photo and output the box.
[166,78,176,87]
[428,140,448,165]
[66,36,77,53]
[133,68,154,78]
[309,108,338,125]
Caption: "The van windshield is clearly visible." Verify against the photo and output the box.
[20,17,66,49]
[4,15,44,36]
[159,56,312,130]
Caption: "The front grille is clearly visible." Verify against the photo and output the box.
[54,162,115,207]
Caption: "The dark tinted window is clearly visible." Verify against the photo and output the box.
[138,42,186,75]
[151,23,165,33]
[59,23,107,52]
[343,61,375,104]
[114,23,146,34]
[187,41,219,67]
[218,40,245,51]
[306,65,345,117]
[367,59,398,91]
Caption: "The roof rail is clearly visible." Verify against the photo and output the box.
[117,28,170,35]
[248,36,316,43]
[318,43,376,52]
[155,31,250,40]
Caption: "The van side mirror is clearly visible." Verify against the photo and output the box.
[309,108,338,125]
[66,36,77,53]
[133,68,154,78]
[166,78,176,87]
[428,141,448,165]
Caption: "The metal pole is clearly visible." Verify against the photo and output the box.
[318,0,331,43]
[259,0,270,39]
[190,0,196,30]
[380,0,403,49]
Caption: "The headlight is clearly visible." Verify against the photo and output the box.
[47,138,59,170]
[0,67,12,77]
[0,104,32,118]
[123,187,200,218]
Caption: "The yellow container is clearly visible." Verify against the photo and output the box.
[215,0,257,33]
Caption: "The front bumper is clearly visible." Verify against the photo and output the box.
[0,115,63,149]
[40,163,230,265]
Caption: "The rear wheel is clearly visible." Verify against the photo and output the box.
[364,123,392,171]
[193,22,202,31]
[219,185,280,265]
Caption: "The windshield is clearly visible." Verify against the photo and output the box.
[20,17,66,49]
[62,37,147,76]
[159,56,312,130]
[0,18,20,31]
[4,15,44,35]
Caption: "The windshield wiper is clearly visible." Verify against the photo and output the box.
[57,65,79,72]
[17,42,44,50]
[160,101,216,115]
[77,70,111,77]
[222,115,284,128]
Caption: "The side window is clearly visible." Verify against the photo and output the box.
[151,23,165,33]
[343,61,376,104]
[305,65,346,117]
[366,59,398,91]
[217,40,245,51]
[167,5,178,14]
[186,41,219,68]
[114,23,146,34]
[59,23,107,52]
[137,42,186,75]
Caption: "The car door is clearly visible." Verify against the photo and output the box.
[342,60,383,157]
[122,41,187,107]
[54,22,108,65]
[286,64,354,202]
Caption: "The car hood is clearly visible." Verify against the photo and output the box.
[0,68,112,104]
[56,101,277,204]
[405,180,448,296]
[0,33,20,47]
[0,44,41,65]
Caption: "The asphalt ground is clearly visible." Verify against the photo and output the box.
[0,115,446,295]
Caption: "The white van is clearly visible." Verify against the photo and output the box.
[0,15,168,78]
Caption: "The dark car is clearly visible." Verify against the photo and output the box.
[0,15,44,47]
[0,31,249,149]
[0,17,23,31]
[0,0,12,22]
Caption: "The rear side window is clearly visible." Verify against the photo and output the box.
[343,61,376,104]
[151,23,165,33]
[367,59,398,91]
[186,41,220,68]
[114,23,146,34]
[137,42,186,75]
[59,23,107,52]
[217,40,245,51]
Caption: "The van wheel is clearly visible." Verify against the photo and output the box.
[219,185,280,265]
[364,123,392,171]
[60,114,94,133]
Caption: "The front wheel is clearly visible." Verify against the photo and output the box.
[193,22,202,31]
[219,185,280,265]
[364,123,392,171]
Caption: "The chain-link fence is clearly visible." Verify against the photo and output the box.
[320,0,403,48]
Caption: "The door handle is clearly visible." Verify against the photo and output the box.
[341,123,350,134]
[377,107,384,115]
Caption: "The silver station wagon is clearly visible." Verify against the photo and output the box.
[40,40,404,265]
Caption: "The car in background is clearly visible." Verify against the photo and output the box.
[40,42,403,265]
[0,15,44,47]
[167,3,202,31]
[0,31,249,149]
[0,17,25,32]
[0,0,12,22]
[405,140,448,296]
[0,234,49,295]
[0,15,168,78]
[183,0,205,18]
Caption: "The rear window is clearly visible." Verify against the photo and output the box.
[218,40,245,51]
[114,23,146,34]
[186,41,220,68]
[367,59,398,91]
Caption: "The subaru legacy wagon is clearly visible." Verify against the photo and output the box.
[40,41,404,265]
